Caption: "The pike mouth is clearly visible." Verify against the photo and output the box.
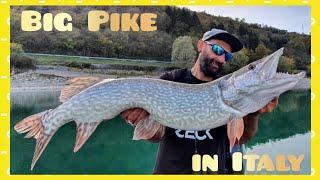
[257,48,305,82]
[259,71,306,93]
[269,71,306,81]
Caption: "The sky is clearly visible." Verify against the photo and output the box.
[181,6,310,34]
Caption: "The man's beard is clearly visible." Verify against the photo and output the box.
[199,56,222,79]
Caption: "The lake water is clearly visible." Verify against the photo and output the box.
[10,90,311,174]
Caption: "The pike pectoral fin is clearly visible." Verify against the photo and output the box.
[132,116,164,140]
[227,118,244,151]
[59,77,105,102]
[74,122,100,153]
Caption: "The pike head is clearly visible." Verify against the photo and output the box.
[218,48,306,115]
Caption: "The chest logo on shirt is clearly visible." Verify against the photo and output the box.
[175,129,213,140]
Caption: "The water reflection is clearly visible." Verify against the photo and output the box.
[245,133,310,174]
[246,91,310,148]
[10,90,310,174]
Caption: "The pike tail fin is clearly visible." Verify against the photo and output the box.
[73,122,100,153]
[14,110,56,170]
[31,133,54,170]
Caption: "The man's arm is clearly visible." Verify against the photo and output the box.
[239,112,259,144]
[239,97,279,144]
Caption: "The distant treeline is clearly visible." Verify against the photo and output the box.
[10,6,310,76]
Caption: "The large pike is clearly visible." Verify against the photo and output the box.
[14,48,305,170]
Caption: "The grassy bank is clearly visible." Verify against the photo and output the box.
[23,53,175,68]
[11,53,179,77]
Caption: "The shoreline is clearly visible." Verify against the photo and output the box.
[11,69,311,92]
[11,68,159,92]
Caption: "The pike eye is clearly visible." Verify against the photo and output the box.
[248,64,256,70]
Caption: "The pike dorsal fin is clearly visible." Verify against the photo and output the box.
[59,77,104,103]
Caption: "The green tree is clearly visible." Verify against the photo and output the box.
[10,42,24,54]
[238,24,248,36]
[217,22,225,30]
[99,36,115,57]
[248,30,259,49]
[250,44,271,62]
[278,56,296,73]
[10,42,36,72]
[254,43,272,60]
[171,36,197,68]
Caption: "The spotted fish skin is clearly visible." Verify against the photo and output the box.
[14,77,241,170]
[44,78,241,135]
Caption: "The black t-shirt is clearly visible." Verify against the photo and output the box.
[153,68,233,174]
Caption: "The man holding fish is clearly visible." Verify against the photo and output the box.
[121,28,279,174]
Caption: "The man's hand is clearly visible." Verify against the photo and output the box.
[257,96,279,114]
[121,108,149,126]
[239,96,279,144]
[120,108,165,142]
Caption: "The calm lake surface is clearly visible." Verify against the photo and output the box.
[10,90,311,174]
